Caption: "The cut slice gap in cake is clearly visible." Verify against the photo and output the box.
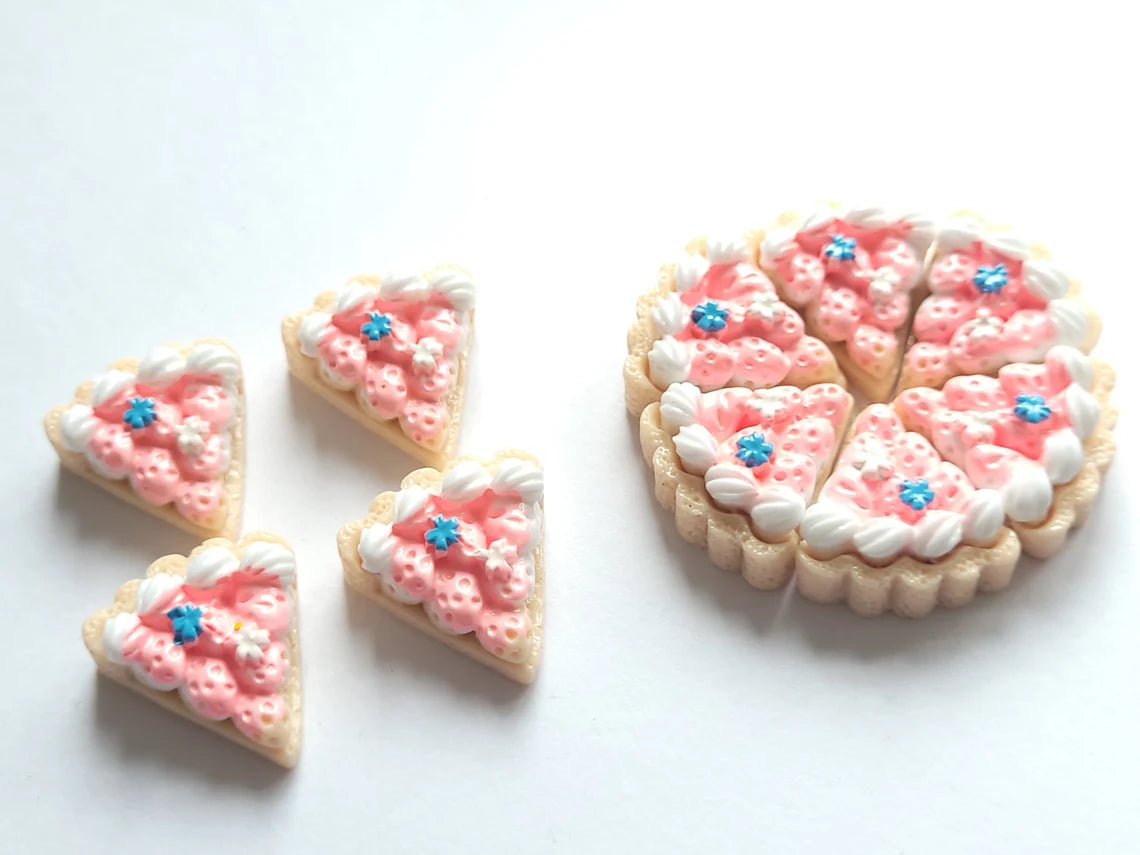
[899,211,1101,392]
[640,380,854,590]
[796,403,1021,618]
[760,203,936,402]
[624,230,843,416]
[894,345,1116,559]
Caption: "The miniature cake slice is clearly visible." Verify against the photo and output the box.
[624,232,841,416]
[901,213,1100,390]
[895,346,1116,558]
[796,404,1020,617]
[83,534,302,767]
[338,451,544,684]
[282,268,474,468]
[640,381,853,589]
[759,204,935,401]
[44,339,244,539]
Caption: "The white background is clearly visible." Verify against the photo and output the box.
[2,1,1137,852]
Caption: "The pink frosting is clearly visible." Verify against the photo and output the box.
[113,568,293,744]
[85,375,233,523]
[907,242,1058,383]
[894,349,1092,486]
[381,488,538,660]
[767,218,923,375]
[820,405,975,522]
[681,383,852,498]
[314,295,464,445]
[670,262,831,387]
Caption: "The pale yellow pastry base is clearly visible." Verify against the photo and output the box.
[43,339,245,540]
[795,528,1022,618]
[639,401,850,590]
[1008,361,1117,558]
[81,533,302,768]
[623,230,844,417]
[282,273,472,470]
[337,450,544,685]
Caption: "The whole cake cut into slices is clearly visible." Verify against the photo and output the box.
[797,404,1020,617]
[44,339,245,539]
[759,204,935,401]
[282,268,475,468]
[83,534,302,767]
[895,346,1116,558]
[640,381,853,589]
[624,232,841,416]
[338,451,544,684]
[901,213,1100,390]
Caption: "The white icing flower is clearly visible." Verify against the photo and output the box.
[749,389,788,421]
[175,416,211,457]
[746,291,784,323]
[852,451,894,481]
[478,539,514,577]
[858,266,901,303]
[233,623,271,663]
[411,337,444,373]
[968,308,1003,342]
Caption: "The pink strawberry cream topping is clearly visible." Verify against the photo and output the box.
[760,208,933,378]
[646,237,832,391]
[297,272,474,449]
[101,540,296,749]
[59,343,241,525]
[357,458,544,663]
[905,216,1091,387]
[894,346,1101,525]
[660,381,852,540]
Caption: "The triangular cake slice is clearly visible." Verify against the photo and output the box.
[901,212,1101,390]
[760,204,935,401]
[895,346,1117,558]
[338,451,544,684]
[282,268,475,468]
[44,339,245,539]
[640,381,853,589]
[624,231,842,416]
[796,404,1021,618]
[83,534,302,767]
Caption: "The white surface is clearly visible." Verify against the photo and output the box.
[1,1,1138,852]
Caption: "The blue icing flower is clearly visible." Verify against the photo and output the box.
[122,396,157,429]
[899,478,935,511]
[1013,393,1051,424]
[823,234,857,261]
[735,432,775,468]
[973,262,1008,294]
[425,515,461,552]
[690,301,728,333]
[167,604,203,646]
[361,311,393,341]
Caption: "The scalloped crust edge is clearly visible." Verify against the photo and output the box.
[639,401,852,590]
[81,532,303,768]
[336,449,544,685]
[43,338,245,540]
[623,230,845,417]
[1008,360,1117,558]
[795,528,1023,618]
[281,274,473,470]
